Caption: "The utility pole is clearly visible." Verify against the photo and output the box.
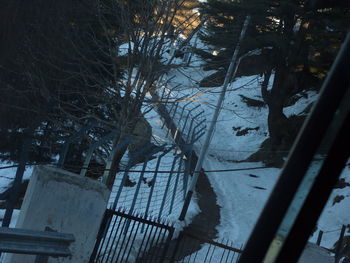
[179,15,251,220]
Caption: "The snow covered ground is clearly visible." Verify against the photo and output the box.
[163,45,350,252]
[0,38,348,262]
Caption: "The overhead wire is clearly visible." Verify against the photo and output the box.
[0,162,271,174]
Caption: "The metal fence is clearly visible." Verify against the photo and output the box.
[169,231,243,263]
[0,227,74,263]
[90,210,243,263]
[158,87,207,146]
[89,208,174,263]
[109,146,193,219]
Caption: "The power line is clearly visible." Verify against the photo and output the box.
[0,162,269,174]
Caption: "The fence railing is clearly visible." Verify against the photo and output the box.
[109,147,192,219]
[169,231,243,263]
[315,225,348,263]
[157,87,207,147]
[0,227,74,263]
[90,209,243,263]
[89,208,174,263]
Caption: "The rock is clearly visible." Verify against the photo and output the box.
[128,116,152,153]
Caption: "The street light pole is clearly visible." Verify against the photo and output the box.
[179,15,251,221]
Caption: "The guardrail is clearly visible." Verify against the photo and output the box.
[0,227,75,263]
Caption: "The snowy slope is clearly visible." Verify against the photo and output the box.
[0,38,348,259]
[163,43,350,251]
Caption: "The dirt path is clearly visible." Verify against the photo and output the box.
[168,171,221,261]
[151,91,221,260]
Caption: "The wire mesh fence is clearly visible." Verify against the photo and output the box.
[89,208,174,263]
[157,86,207,145]
[109,147,191,220]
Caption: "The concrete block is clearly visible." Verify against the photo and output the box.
[5,165,110,263]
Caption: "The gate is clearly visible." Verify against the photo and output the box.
[89,209,174,263]
[169,231,243,263]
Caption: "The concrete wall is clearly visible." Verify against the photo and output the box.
[5,165,110,263]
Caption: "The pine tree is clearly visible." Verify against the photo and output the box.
[0,0,122,164]
[198,0,350,164]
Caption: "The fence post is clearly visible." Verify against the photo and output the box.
[158,155,180,220]
[335,225,346,263]
[57,120,97,168]
[111,143,158,210]
[144,147,175,217]
[169,231,184,263]
[316,230,323,246]
[2,127,32,228]
[80,131,117,177]
[169,156,183,215]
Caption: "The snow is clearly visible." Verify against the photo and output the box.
[0,36,349,262]
[160,41,350,253]
[203,157,279,247]
[283,91,318,117]
[0,164,33,192]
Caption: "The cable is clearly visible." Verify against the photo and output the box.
[0,162,269,174]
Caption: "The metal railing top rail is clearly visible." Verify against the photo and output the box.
[0,227,75,257]
[105,208,174,231]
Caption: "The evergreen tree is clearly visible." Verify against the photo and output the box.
[198,0,350,164]
[0,0,202,185]
[0,0,122,164]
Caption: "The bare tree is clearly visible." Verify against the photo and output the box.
[0,0,202,188]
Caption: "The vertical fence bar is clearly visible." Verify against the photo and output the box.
[111,143,155,210]
[152,228,168,262]
[180,110,192,139]
[170,231,184,262]
[162,92,174,129]
[220,240,230,263]
[225,248,232,263]
[160,226,175,263]
[169,156,183,215]
[99,213,121,262]
[80,131,117,177]
[109,216,129,263]
[124,220,142,262]
[139,223,157,260]
[57,120,97,168]
[115,216,138,263]
[135,220,152,260]
[183,151,192,200]
[181,105,200,138]
[210,244,218,262]
[236,244,244,262]
[89,210,112,262]
[2,127,32,228]
[158,155,180,220]
[129,158,149,215]
[174,102,192,141]
[204,243,213,262]
[123,158,150,235]
[335,225,346,263]
[160,87,166,102]
[316,230,323,246]
[189,118,206,143]
[144,146,175,219]
[184,110,204,145]
[144,224,161,262]
[102,136,132,184]
[167,103,179,138]
[147,227,164,262]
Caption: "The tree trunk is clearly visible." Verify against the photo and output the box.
[263,63,296,151]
